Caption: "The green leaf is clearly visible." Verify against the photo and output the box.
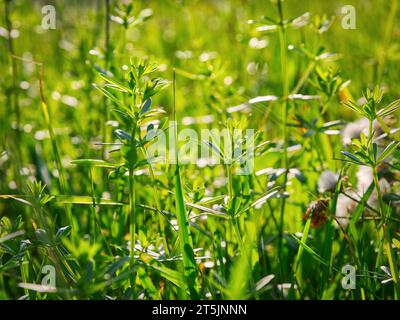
[115,129,131,141]
[289,12,311,28]
[293,212,312,278]
[238,187,280,215]
[255,274,275,292]
[383,193,400,202]
[94,85,124,107]
[340,151,365,165]
[0,230,25,244]
[291,234,330,267]
[146,264,188,289]
[71,159,119,168]
[377,141,399,164]
[393,239,400,249]
[377,99,400,117]
[55,226,71,241]
[343,101,361,114]
[256,24,279,33]
[140,98,152,114]
[185,202,229,219]
[99,73,130,92]
[35,229,52,246]
[54,195,124,206]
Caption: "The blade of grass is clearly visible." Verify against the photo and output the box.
[172,71,198,298]
[293,212,312,291]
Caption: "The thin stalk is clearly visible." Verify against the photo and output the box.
[373,166,400,298]
[369,117,387,291]
[372,167,384,220]
[20,256,31,298]
[89,168,98,242]
[4,0,20,131]
[88,168,113,256]
[368,119,374,146]
[319,168,345,298]
[374,224,385,282]
[38,65,72,226]
[128,166,136,296]
[277,0,290,282]
[384,225,400,298]
[377,0,398,83]
[226,164,234,200]
[128,117,138,297]
[104,0,110,69]
[293,213,312,290]
[101,0,111,175]
[4,0,23,189]
[103,0,111,121]
[290,60,316,95]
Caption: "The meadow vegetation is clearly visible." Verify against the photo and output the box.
[1,0,400,300]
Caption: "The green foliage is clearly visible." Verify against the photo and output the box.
[1,0,400,300]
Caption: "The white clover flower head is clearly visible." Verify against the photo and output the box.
[356,166,373,194]
[367,178,391,212]
[355,166,391,214]
[335,191,359,227]
[318,170,339,193]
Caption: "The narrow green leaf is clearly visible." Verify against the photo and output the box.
[54,195,124,206]
[71,159,119,168]
[291,234,330,267]
[340,151,365,165]
[377,141,399,164]
[377,99,400,117]
[99,73,130,92]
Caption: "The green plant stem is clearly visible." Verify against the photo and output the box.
[38,65,72,226]
[102,0,111,159]
[377,0,398,83]
[384,225,400,298]
[4,0,23,190]
[174,162,198,297]
[369,118,374,144]
[373,164,400,297]
[128,166,136,296]
[4,0,20,132]
[293,213,312,291]
[89,168,98,242]
[226,164,234,200]
[290,60,316,95]
[104,0,110,69]
[277,0,290,284]
[372,166,384,220]
[128,118,138,298]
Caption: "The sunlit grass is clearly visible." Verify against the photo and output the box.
[0,0,400,300]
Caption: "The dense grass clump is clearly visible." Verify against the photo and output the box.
[1,0,400,300]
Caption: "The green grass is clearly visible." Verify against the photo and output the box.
[1,0,400,300]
